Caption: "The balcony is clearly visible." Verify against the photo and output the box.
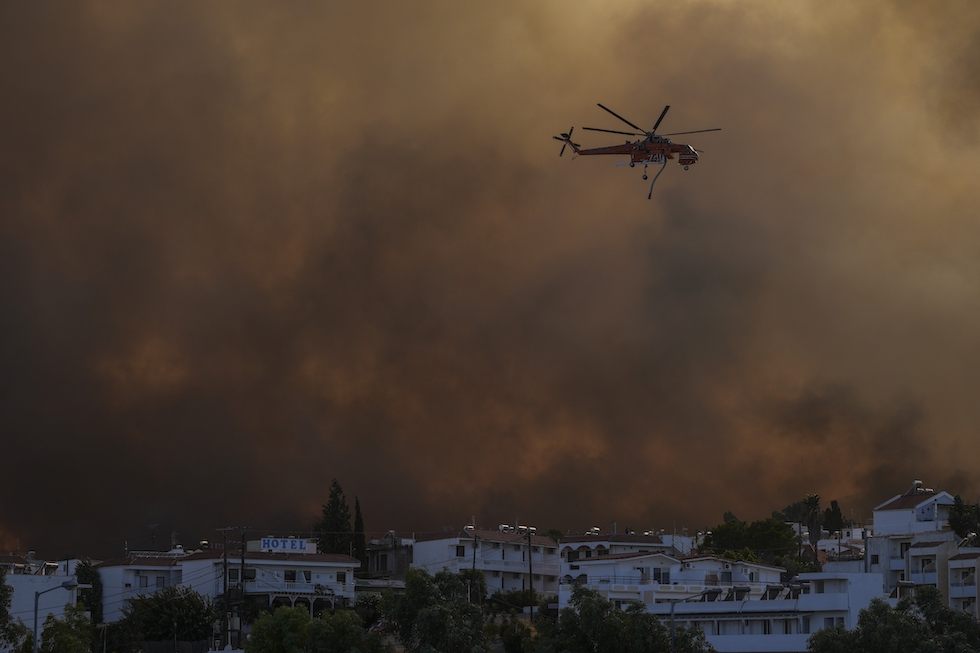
[910,572,937,586]
[889,556,906,571]
[243,580,349,596]
[950,576,977,600]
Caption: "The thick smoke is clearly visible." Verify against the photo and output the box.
[2,1,980,557]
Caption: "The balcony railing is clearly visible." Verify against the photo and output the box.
[241,580,350,595]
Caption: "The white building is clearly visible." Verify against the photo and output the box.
[2,555,82,645]
[559,552,882,653]
[872,482,954,537]
[559,533,676,565]
[948,550,980,616]
[412,528,560,596]
[180,546,358,612]
[864,481,957,599]
[97,540,359,625]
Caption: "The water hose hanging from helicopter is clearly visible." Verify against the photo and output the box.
[645,159,667,200]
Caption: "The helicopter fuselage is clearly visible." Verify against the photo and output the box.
[576,138,699,167]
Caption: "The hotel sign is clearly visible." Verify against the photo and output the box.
[260,538,317,553]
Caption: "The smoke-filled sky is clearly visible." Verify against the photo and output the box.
[3,1,980,557]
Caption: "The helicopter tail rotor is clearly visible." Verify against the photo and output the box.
[552,126,580,157]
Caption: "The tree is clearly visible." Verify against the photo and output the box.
[117,585,215,648]
[823,500,845,535]
[949,495,980,539]
[381,568,489,653]
[801,494,823,559]
[701,518,798,564]
[354,497,367,566]
[544,529,565,543]
[76,557,103,625]
[722,511,739,524]
[246,605,390,653]
[0,572,28,649]
[36,602,92,653]
[807,585,980,653]
[533,585,714,653]
[316,479,353,555]
[246,605,310,653]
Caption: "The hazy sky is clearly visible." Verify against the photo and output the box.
[3,1,980,557]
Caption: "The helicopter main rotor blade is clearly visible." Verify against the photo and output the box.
[651,105,670,133]
[659,128,722,136]
[597,104,644,132]
[582,127,643,136]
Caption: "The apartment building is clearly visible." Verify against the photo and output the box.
[412,527,560,596]
[559,551,882,653]
[864,481,957,599]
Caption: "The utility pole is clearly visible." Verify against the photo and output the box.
[217,526,249,650]
[526,530,534,624]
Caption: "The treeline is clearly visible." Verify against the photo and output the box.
[244,568,715,653]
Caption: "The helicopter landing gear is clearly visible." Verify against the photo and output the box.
[629,162,635,167]
[643,164,648,180]
[684,165,689,170]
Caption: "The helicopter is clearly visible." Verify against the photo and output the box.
[553,104,720,198]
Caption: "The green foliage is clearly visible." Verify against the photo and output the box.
[807,585,980,653]
[701,517,798,564]
[717,548,758,563]
[544,529,565,543]
[316,479,354,555]
[354,594,382,628]
[246,606,391,653]
[381,568,489,653]
[499,618,532,653]
[246,606,311,653]
[722,511,739,524]
[822,500,845,535]
[0,572,29,649]
[949,495,980,539]
[36,602,92,653]
[119,585,215,645]
[76,557,103,625]
[488,589,538,615]
[354,497,367,566]
[533,585,714,653]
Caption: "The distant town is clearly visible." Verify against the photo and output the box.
[4,479,978,653]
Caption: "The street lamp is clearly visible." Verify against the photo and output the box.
[670,587,722,653]
[33,580,80,653]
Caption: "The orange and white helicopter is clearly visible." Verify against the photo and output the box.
[553,104,720,198]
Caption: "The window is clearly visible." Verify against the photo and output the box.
[244,568,256,580]
[492,571,500,577]
[824,618,835,629]
[284,570,297,582]
[871,554,879,565]
[492,543,500,549]
[532,546,540,553]
[139,576,148,588]
[378,554,388,571]
[513,544,521,551]
[802,617,810,634]
[567,550,579,562]
[512,573,521,579]
[584,550,592,559]
[533,574,541,580]
[156,576,165,589]
[456,545,466,557]
[337,572,346,584]
[229,569,239,581]
[763,620,771,635]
